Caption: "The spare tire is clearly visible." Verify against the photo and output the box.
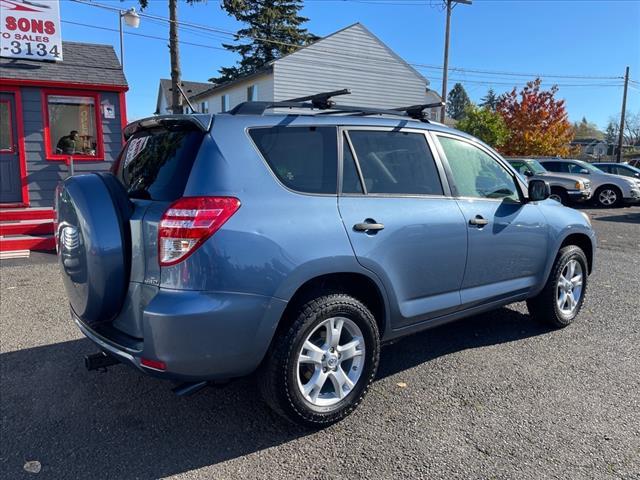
[55,173,132,327]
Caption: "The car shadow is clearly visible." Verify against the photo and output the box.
[592,212,640,224]
[1,307,550,479]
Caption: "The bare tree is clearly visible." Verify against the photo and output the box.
[607,111,640,146]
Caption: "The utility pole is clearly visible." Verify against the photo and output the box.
[169,0,183,114]
[616,66,629,163]
[440,0,471,123]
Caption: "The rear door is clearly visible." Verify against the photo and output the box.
[433,133,548,307]
[338,128,467,328]
[0,92,22,204]
[113,125,205,337]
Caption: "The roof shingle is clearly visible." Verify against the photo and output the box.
[0,41,127,87]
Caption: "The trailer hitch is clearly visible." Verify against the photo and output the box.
[85,351,120,371]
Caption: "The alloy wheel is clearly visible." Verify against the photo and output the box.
[598,189,617,206]
[556,259,583,316]
[296,317,365,407]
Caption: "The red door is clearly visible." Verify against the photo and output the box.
[0,91,25,204]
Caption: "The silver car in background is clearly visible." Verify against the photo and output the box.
[507,158,592,205]
[540,159,640,208]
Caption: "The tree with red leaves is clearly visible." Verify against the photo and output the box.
[497,79,574,157]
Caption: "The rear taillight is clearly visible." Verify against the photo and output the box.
[158,196,240,266]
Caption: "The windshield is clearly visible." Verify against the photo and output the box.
[526,160,547,174]
[116,127,204,201]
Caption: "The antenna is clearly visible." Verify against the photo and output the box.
[175,82,197,114]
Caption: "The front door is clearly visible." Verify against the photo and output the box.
[433,133,549,307]
[0,92,23,204]
[338,128,468,328]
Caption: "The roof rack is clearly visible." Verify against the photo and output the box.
[227,89,445,123]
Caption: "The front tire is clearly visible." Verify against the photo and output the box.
[259,293,380,427]
[594,185,622,208]
[527,245,588,328]
[549,188,569,205]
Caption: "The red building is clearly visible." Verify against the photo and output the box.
[0,41,127,253]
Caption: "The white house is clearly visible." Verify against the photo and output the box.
[155,79,213,115]
[155,23,441,119]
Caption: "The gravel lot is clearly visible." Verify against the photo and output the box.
[1,206,639,480]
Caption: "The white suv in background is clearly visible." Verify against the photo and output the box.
[540,159,640,208]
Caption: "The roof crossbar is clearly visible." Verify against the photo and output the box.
[284,89,352,109]
[392,102,445,120]
[227,90,443,123]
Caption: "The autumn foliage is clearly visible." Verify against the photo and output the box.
[497,79,574,156]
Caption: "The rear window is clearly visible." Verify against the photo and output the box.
[117,128,204,201]
[249,126,338,194]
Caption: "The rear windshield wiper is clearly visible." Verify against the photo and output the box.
[127,189,151,200]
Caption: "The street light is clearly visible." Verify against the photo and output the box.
[119,7,140,69]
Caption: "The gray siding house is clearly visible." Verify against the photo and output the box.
[1,41,127,208]
[156,23,440,119]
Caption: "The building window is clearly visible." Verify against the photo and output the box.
[221,94,229,112]
[200,101,209,114]
[43,90,103,161]
[247,85,258,101]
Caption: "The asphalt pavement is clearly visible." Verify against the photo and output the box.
[1,206,639,479]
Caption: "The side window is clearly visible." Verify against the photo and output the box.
[342,136,363,194]
[249,126,337,194]
[347,130,443,195]
[567,163,586,174]
[438,136,519,202]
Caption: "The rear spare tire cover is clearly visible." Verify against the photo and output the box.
[56,173,131,327]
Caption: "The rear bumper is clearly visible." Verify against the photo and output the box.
[74,289,288,382]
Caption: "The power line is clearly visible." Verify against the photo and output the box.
[61,20,227,52]
[70,0,624,82]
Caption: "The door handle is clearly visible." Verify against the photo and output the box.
[469,215,489,226]
[353,221,385,232]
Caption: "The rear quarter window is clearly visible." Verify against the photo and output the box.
[249,126,338,194]
[117,127,204,201]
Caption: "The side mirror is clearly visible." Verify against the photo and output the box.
[579,168,590,175]
[524,170,533,177]
[528,179,550,202]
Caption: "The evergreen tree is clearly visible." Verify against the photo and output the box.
[213,0,318,83]
[479,88,500,112]
[603,121,617,145]
[572,116,604,140]
[446,83,471,120]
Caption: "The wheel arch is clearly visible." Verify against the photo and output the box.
[559,232,594,274]
[273,272,388,344]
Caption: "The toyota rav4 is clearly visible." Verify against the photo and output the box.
[56,96,596,427]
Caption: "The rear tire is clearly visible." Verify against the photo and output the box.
[594,185,622,208]
[527,245,588,328]
[258,293,380,427]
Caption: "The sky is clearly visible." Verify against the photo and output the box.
[56,0,640,127]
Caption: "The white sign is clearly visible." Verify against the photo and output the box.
[0,0,63,61]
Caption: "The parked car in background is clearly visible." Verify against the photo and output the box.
[593,162,640,180]
[628,159,640,168]
[539,159,640,208]
[506,158,591,205]
[55,100,596,427]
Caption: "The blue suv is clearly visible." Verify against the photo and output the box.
[56,94,596,426]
